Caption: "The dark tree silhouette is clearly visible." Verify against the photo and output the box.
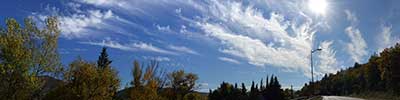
[97,47,112,69]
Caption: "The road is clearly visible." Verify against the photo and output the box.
[322,96,364,100]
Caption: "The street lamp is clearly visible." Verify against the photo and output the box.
[311,48,322,83]
[310,48,322,95]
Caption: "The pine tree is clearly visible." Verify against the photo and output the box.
[266,75,269,87]
[235,83,238,89]
[97,47,112,69]
[241,83,247,96]
[260,78,264,90]
[208,89,213,99]
[232,83,241,100]
[249,81,258,100]
[269,75,274,87]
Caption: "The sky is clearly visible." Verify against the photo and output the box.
[1,0,399,92]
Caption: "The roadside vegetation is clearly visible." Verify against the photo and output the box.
[299,43,400,99]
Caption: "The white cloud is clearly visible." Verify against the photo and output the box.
[143,56,171,62]
[31,2,142,39]
[199,82,209,87]
[218,57,241,64]
[316,41,339,74]
[377,25,399,51]
[344,10,367,63]
[133,43,178,55]
[73,48,87,52]
[381,26,392,47]
[196,82,210,92]
[193,0,323,77]
[156,24,171,32]
[200,23,312,75]
[80,39,177,55]
[58,10,114,38]
[39,0,343,77]
[345,10,358,25]
[80,39,130,51]
[77,0,126,7]
[167,45,199,55]
[175,8,182,14]
[345,27,367,63]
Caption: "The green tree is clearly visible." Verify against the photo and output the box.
[366,54,381,90]
[97,47,112,69]
[95,47,120,99]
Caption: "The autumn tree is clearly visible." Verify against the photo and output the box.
[366,54,381,90]
[183,92,204,100]
[300,43,400,98]
[168,70,199,100]
[45,48,119,100]
[45,55,119,100]
[129,60,166,100]
[0,17,61,99]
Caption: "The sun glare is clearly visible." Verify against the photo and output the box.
[308,0,328,15]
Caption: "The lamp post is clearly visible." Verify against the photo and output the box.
[311,48,322,95]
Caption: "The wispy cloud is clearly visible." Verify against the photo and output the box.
[80,39,178,55]
[142,56,171,62]
[377,25,399,51]
[345,10,358,25]
[192,0,321,77]
[317,41,339,75]
[218,57,241,64]
[36,0,344,77]
[156,24,172,32]
[59,10,114,38]
[196,82,210,92]
[167,45,199,55]
[344,10,367,63]
[31,3,135,39]
[76,0,127,7]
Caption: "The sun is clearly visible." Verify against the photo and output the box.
[308,0,328,15]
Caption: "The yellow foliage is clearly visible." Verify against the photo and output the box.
[0,17,61,99]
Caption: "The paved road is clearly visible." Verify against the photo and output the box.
[322,96,364,100]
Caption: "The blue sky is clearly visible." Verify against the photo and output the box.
[1,0,399,91]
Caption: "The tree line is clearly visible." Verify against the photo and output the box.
[0,17,204,100]
[299,43,400,98]
[208,75,294,100]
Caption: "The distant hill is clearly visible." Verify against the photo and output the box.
[35,76,64,98]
